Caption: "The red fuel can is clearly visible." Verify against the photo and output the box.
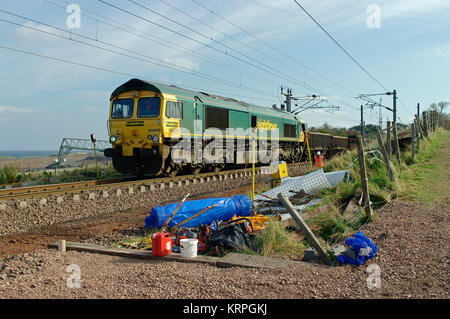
[152,232,172,257]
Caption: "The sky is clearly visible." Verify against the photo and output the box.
[0,0,449,150]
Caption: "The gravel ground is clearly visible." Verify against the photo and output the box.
[0,174,261,236]
[0,199,448,299]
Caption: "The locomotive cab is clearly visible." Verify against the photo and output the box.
[105,82,181,176]
[105,78,307,177]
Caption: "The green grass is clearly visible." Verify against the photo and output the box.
[0,165,26,184]
[305,206,371,243]
[239,221,305,259]
[238,129,449,258]
[0,163,125,188]
[300,130,449,244]
[398,129,450,203]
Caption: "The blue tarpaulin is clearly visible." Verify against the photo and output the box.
[337,232,378,265]
[145,195,253,229]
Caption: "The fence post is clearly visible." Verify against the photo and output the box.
[357,136,373,218]
[386,121,391,161]
[434,111,438,130]
[415,114,424,140]
[393,124,402,165]
[423,111,429,138]
[278,194,333,266]
[411,123,415,159]
[430,111,434,132]
[414,118,420,150]
[433,111,436,131]
[376,127,395,182]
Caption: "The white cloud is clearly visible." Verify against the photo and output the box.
[0,105,37,113]
[414,41,450,58]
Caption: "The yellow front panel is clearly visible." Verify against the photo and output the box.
[109,90,163,157]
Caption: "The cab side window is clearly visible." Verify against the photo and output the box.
[166,101,183,119]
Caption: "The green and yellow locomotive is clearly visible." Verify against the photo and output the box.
[104,78,306,177]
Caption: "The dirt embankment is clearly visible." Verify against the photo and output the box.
[0,199,448,298]
[0,177,256,258]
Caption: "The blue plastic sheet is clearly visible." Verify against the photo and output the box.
[337,231,378,266]
[145,195,252,229]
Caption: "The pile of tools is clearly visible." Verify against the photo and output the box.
[120,193,275,257]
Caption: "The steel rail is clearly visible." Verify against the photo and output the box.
[0,163,311,201]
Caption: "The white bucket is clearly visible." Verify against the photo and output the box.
[180,238,198,258]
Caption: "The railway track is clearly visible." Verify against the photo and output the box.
[0,162,312,201]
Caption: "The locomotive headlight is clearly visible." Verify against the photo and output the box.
[110,136,117,143]
[148,135,153,141]
[152,135,159,143]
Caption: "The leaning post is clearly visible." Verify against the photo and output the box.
[414,118,420,150]
[278,194,333,266]
[386,121,391,161]
[415,114,424,141]
[376,127,395,182]
[393,124,402,166]
[357,136,373,218]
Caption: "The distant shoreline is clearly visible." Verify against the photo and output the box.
[0,151,92,159]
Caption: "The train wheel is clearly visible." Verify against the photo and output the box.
[192,167,202,175]
[213,164,224,173]
[165,164,179,177]
[136,166,145,178]
[167,170,178,178]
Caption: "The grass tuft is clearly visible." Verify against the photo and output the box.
[242,221,305,259]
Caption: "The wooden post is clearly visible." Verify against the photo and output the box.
[386,121,391,161]
[433,111,437,131]
[376,127,395,182]
[393,124,402,165]
[58,240,66,253]
[357,136,373,218]
[415,114,425,141]
[411,123,415,159]
[433,111,436,131]
[278,194,333,266]
[428,111,433,133]
[414,118,420,150]
[423,112,429,138]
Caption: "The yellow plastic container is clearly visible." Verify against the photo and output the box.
[271,162,288,187]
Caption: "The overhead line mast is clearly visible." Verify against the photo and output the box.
[281,87,340,114]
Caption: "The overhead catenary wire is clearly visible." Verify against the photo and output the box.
[292,0,389,92]
[5,1,365,122]
[51,0,361,114]
[0,43,277,104]
[190,0,357,98]
[98,0,363,113]
[98,0,321,95]
[0,11,279,99]
[188,0,362,112]
[42,0,281,91]
[157,0,357,101]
